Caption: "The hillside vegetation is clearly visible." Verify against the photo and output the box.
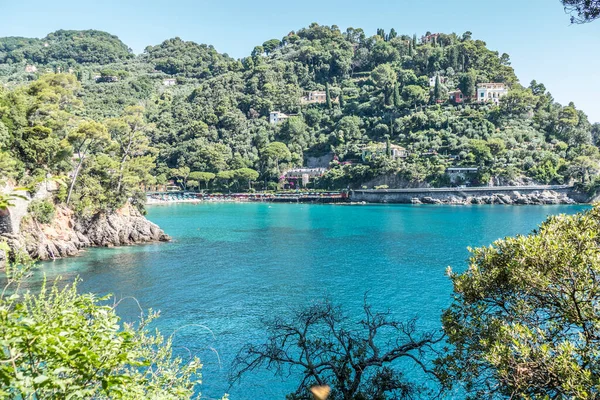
[1,24,599,205]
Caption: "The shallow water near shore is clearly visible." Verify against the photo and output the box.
[34,203,588,398]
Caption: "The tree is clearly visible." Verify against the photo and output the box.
[437,206,600,398]
[261,142,291,177]
[457,72,476,99]
[66,121,110,205]
[232,298,441,400]
[326,83,332,109]
[0,260,202,399]
[371,64,397,104]
[432,75,446,103]
[562,0,600,23]
[106,106,154,196]
[170,166,191,190]
[402,85,427,109]
[262,39,280,55]
[188,171,216,190]
[499,89,536,117]
[233,168,259,190]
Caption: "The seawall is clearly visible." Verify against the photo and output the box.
[350,185,587,205]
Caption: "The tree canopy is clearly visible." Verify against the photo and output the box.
[437,206,600,398]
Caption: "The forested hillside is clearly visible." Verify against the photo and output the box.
[1,24,599,204]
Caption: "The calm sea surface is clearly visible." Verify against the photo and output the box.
[34,203,587,399]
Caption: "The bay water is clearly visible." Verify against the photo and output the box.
[34,203,587,399]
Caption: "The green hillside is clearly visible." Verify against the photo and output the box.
[1,24,599,212]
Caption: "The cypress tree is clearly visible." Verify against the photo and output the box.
[434,75,442,103]
[326,83,332,109]
[393,82,401,108]
[412,34,417,48]
[339,90,345,108]
[408,41,414,57]
[386,135,391,157]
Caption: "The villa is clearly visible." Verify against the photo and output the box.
[476,83,508,105]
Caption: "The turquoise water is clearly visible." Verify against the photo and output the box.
[34,203,587,399]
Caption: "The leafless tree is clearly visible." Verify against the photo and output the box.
[230,297,443,400]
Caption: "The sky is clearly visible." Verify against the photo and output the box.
[1,0,599,122]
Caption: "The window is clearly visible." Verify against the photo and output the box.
[480,92,484,97]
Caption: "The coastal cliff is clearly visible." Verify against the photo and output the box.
[0,201,169,264]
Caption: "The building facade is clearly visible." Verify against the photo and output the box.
[449,90,465,103]
[269,111,290,124]
[301,90,327,104]
[283,168,327,187]
[476,83,508,105]
[361,143,408,161]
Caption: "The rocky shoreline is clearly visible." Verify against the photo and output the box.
[410,190,577,205]
[1,203,169,265]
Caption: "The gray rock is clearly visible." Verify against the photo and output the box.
[4,203,170,262]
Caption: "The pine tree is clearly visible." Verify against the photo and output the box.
[326,83,332,109]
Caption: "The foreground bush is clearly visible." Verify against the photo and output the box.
[0,261,202,399]
[438,206,600,398]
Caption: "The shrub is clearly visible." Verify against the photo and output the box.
[27,199,55,224]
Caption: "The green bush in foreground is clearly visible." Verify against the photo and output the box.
[0,261,202,399]
[437,206,600,398]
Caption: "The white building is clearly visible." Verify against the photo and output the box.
[476,83,508,105]
[163,78,177,86]
[301,90,327,104]
[269,111,290,124]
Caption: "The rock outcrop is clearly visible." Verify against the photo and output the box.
[409,190,576,205]
[1,203,169,262]
[352,187,583,205]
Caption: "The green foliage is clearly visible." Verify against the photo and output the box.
[0,30,132,65]
[27,199,55,224]
[437,206,600,398]
[142,37,232,77]
[0,24,597,193]
[0,271,202,398]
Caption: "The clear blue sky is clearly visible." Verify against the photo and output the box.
[2,0,599,122]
